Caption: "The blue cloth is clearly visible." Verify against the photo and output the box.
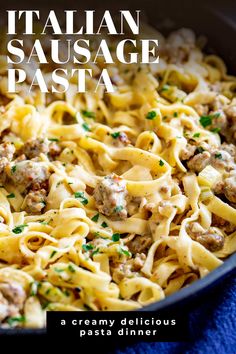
[112,274,236,354]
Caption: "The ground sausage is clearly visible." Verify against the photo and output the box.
[187,148,235,173]
[187,151,211,173]
[0,282,26,322]
[180,144,197,161]
[22,138,49,159]
[187,222,224,252]
[93,174,128,219]
[127,234,152,254]
[7,160,50,191]
[23,189,47,214]
[0,142,15,183]
[224,171,236,203]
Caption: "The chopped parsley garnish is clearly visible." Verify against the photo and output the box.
[48,138,59,142]
[111,132,120,139]
[7,193,15,199]
[112,233,120,242]
[82,122,90,131]
[173,112,178,117]
[81,110,95,119]
[68,264,76,273]
[63,289,70,297]
[199,115,212,127]
[146,111,157,120]
[113,205,123,213]
[199,112,220,128]
[42,301,51,310]
[212,112,221,118]
[215,153,222,159]
[161,84,170,92]
[11,165,16,173]
[12,224,28,234]
[101,221,108,228]
[159,160,164,167]
[211,127,221,133]
[118,247,131,257]
[39,220,48,225]
[91,248,100,257]
[193,132,200,138]
[82,244,94,252]
[91,213,99,222]
[54,268,64,273]
[7,316,25,326]
[46,289,51,295]
[74,192,88,205]
[50,250,57,259]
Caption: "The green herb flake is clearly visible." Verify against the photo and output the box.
[54,268,64,273]
[46,289,51,295]
[199,115,212,127]
[42,301,51,310]
[112,233,120,242]
[159,160,164,167]
[211,127,221,133]
[74,192,88,205]
[48,138,59,142]
[82,244,94,252]
[193,132,200,138]
[111,132,120,139]
[11,165,16,173]
[101,221,108,228]
[173,112,178,117]
[215,153,222,159]
[82,122,90,131]
[146,111,157,120]
[63,289,70,297]
[39,220,48,225]
[68,264,76,273]
[7,316,26,326]
[50,250,57,259]
[113,205,124,213]
[7,193,15,199]
[81,110,95,119]
[91,213,99,222]
[91,248,100,257]
[12,224,28,234]
[161,85,170,92]
[119,247,131,257]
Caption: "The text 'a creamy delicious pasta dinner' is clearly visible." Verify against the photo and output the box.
[0,25,235,328]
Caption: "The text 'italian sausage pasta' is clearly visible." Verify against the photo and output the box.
[0,25,235,328]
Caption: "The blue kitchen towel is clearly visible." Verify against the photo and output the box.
[112,274,236,354]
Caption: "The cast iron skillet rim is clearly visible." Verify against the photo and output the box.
[0,253,235,335]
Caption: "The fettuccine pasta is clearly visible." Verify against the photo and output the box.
[0,26,235,328]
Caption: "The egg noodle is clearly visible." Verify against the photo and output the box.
[0,24,235,328]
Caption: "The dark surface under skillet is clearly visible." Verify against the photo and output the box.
[0,0,236,335]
